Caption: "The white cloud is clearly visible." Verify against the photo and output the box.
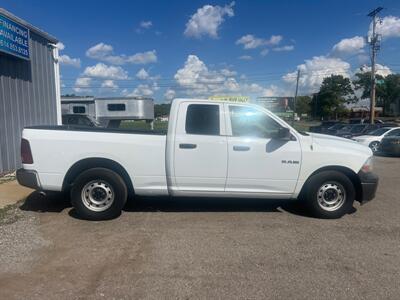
[260,49,269,56]
[164,88,176,101]
[357,64,392,77]
[83,63,128,79]
[273,45,295,52]
[173,54,285,98]
[59,54,81,68]
[127,84,154,97]
[283,56,351,93]
[136,68,150,80]
[140,20,153,29]
[73,77,92,93]
[174,55,240,96]
[238,55,253,60]
[331,36,365,55]
[370,15,400,39]
[86,42,157,65]
[56,42,65,50]
[184,2,235,38]
[236,34,282,49]
[127,50,157,64]
[101,80,118,89]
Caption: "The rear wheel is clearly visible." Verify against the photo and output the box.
[303,171,355,219]
[369,141,380,153]
[71,168,127,220]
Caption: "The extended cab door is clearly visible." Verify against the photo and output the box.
[173,102,228,192]
[224,104,301,196]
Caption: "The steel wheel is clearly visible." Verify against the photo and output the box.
[81,180,114,212]
[317,182,346,212]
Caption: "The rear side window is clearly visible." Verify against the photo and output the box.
[185,104,220,135]
[108,104,126,111]
[387,129,400,136]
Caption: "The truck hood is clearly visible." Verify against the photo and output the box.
[308,132,372,156]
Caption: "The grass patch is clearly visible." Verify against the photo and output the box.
[0,201,23,225]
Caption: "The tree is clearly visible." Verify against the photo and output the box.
[353,72,387,114]
[154,103,171,118]
[314,75,355,119]
[383,74,400,115]
[295,96,312,116]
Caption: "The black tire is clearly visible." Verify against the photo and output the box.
[303,171,355,219]
[369,141,380,153]
[70,168,127,220]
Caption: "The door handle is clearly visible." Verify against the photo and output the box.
[233,145,250,151]
[179,143,197,149]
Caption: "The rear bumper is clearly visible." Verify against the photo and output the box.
[16,168,41,190]
[358,170,379,204]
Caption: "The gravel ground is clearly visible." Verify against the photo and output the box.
[0,156,399,299]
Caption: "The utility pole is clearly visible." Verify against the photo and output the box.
[292,69,300,126]
[367,7,383,124]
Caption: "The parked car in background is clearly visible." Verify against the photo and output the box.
[62,114,101,127]
[325,123,347,135]
[352,127,400,153]
[336,124,381,139]
[379,129,400,156]
[309,120,341,133]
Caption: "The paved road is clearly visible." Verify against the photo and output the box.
[0,156,399,299]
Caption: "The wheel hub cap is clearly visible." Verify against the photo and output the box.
[317,183,346,211]
[81,180,114,212]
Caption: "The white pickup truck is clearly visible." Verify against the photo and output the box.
[17,98,378,220]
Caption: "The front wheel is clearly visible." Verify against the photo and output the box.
[303,171,355,219]
[71,168,128,220]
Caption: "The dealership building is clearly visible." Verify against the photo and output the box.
[0,8,61,174]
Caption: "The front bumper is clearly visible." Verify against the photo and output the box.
[16,168,41,190]
[358,170,379,204]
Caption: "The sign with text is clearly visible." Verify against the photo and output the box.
[209,95,249,103]
[0,13,30,60]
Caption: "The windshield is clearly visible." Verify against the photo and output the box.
[328,123,344,130]
[350,125,366,133]
[368,128,391,136]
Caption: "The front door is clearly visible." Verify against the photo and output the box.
[225,104,301,196]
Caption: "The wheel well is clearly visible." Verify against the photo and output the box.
[300,166,362,201]
[62,158,134,196]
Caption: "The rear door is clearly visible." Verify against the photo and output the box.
[173,102,228,192]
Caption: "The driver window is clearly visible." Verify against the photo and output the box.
[229,106,281,138]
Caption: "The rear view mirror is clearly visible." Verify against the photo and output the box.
[272,127,292,140]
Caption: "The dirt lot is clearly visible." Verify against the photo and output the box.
[0,156,399,299]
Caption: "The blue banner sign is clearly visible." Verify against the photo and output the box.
[0,13,30,60]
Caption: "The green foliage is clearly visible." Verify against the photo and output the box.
[313,75,355,119]
[295,96,312,115]
[154,103,171,117]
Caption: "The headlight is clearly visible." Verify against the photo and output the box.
[361,157,373,173]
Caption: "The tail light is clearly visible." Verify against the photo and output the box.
[21,138,33,164]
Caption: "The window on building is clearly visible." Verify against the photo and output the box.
[185,104,220,135]
[73,106,86,114]
[229,105,281,138]
[107,104,126,111]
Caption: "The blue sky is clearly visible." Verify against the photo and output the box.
[2,0,400,102]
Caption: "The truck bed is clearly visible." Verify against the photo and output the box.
[26,125,167,135]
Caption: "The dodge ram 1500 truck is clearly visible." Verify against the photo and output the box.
[17,98,378,220]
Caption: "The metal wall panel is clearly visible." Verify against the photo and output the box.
[0,31,57,173]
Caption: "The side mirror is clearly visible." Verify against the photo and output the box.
[272,127,292,140]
